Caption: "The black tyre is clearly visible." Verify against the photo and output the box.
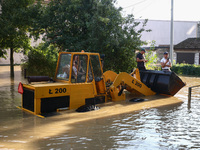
[129,98,146,102]
[76,104,100,112]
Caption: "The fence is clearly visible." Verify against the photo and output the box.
[188,85,200,108]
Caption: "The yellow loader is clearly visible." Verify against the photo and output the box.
[18,51,185,116]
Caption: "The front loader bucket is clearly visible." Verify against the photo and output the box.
[140,70,185,96]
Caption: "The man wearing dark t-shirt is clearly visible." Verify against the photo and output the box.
[136,49,148,70]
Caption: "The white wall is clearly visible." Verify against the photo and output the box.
[136,20,198,47]
[0,50,24,65]
[0,37,43,65]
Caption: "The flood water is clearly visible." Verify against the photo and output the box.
[1,66,200,150]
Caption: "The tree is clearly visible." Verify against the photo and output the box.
[0,0,35,77]
[145,40,159,70]
[31,0,150,72]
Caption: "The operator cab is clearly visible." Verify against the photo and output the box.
[55,52,106,94]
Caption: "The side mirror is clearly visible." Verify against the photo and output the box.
[100,54,105,60]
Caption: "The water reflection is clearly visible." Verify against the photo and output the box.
[1,66,200,149]
[10,77,15,101]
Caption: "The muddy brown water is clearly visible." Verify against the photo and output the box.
[0,66,200,150]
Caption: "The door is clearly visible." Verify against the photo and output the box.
[90,55,106,94]
[177,53,195,64]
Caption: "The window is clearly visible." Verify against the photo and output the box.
[56,54,71,81]
[87,62,93,82]
[71,55,88,83]
[90,55,102,81]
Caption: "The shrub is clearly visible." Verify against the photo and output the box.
[171,64,200,76]
[145,41,160,70]
[21,43,58,77]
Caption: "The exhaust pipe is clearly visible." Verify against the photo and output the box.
[24,69,53,83]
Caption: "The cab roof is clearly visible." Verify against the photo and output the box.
[59,51,100,55]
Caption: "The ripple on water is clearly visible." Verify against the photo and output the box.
[1,68,200,149]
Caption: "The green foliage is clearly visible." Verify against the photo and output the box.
[31,0,149,73]
[0,49,7,59]
[0,0,35,76]
[171,64,200,76]
[145,41,159,70]
[21,44,59,77]
[0,0,35,55]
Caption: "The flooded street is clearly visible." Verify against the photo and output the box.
[1,66,200,150]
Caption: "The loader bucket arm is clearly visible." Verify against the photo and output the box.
[112,72,156,96]
[103,70,118,83]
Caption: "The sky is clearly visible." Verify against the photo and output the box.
[115,0,200,21]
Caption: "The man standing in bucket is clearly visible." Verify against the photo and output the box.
[136,48,148,70]
[161,51,171,71]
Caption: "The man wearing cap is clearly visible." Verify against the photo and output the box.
[161,52,171,71]
[136,49,148,70]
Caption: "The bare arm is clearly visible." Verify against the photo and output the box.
[137,58,144,62]
[161,62,165,67]
[166,62,171,67]
[161,60,171,67]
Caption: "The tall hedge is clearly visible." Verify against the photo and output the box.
[171,64,200,76]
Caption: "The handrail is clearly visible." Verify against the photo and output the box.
[188,85,200,108]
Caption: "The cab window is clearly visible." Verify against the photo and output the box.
[90,55,102,81]
[87,62,93,82]
[56,54,71,81]
[71,55,88,83]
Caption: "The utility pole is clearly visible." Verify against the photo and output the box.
[170,0,174,64]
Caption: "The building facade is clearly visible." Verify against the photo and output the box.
[174,38,200,65]
[136,20,200,64]
[137,20,198,47]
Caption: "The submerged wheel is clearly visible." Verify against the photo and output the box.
[76,104,100,112]
[129,98,146,102]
